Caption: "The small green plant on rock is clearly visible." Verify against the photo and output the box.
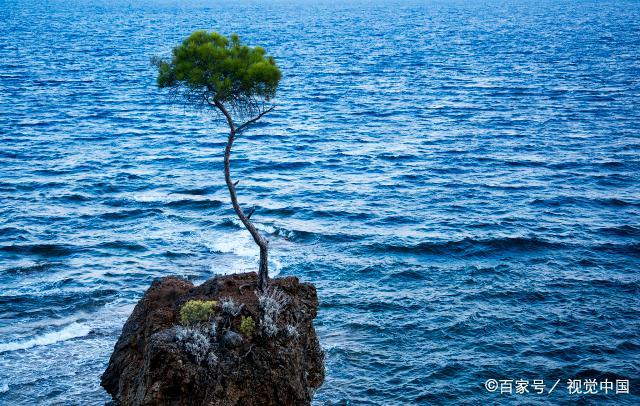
[180,300,217,325]
[239,316,256,338]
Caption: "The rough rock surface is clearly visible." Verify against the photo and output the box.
[101,272,324,405]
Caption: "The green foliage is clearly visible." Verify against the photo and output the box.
[155,31,281,107]
[180,300,217,325]
[239,316,256,338]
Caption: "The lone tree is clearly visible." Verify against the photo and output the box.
[155,31,281,290]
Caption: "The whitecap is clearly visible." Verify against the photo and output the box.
[0,322,91,353]
[205,229,257,258]
[130,190,171,203]
[0,383,8,393]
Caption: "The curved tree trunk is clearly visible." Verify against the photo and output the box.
[215,101,269,291]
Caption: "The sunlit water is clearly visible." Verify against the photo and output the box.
[1,0,639,404]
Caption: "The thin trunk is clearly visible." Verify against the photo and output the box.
[215,101,269,291]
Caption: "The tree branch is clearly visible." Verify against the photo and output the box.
[235,105,275,134]
[213,100,236,133]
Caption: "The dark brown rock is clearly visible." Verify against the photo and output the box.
[101,272,324,406]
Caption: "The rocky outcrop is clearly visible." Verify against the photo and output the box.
[101,272,324,405]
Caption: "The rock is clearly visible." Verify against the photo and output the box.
[101,272,324,406]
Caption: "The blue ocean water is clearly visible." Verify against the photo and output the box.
[1,0,639,404]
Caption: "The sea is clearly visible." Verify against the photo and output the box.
[1,0,639,404]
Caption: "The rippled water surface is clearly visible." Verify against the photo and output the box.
[1,0,640,404]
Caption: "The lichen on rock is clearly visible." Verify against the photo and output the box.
[174,326,211,364]
[257,286,288,338]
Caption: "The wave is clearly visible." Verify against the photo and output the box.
[3,262,59,275]
[464,289,549,303]
[587,279,639,293]
[162,250,191,258]
[252,206,298,217]
[311,208,374,221]
[381,268,425,281]
[253,161,312,171]
[373,214,419,225]
[205,229,258,258]
[219,204,373,222]
[0,180,66,192]
[54,193,93,202]
[219,217,353,244]
[377,153,418,162]
[0,322,91,353]
[165,199,224,210]
[0,243,75,257]
[170,187,218,196]
[0,227,28,237]
[0,288,118,319]
[218,218,241,229]
[96,241,147,252]
[594,242,640,257]
[97,208,163,220]
[531,196,640,208]
[270,226,355,244]
[597,225,640,237]
[367,236,562,256]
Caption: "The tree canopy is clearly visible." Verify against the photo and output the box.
[155,31,281,113]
